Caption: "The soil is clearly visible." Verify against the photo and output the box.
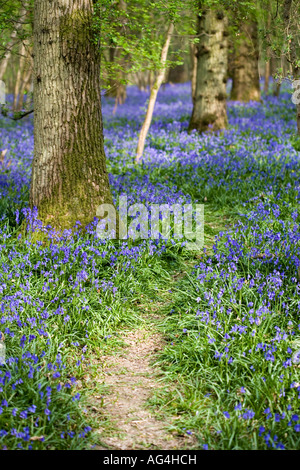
[90,327,197,450]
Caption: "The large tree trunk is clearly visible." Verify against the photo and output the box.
[230,20,261,102]
[30,0,113,231]
[188,6,228,133]
[135,22,174,163]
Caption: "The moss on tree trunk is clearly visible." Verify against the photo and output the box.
[30,0,114,231]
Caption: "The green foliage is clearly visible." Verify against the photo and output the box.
[93,0,197,90]
[0,0,33,61]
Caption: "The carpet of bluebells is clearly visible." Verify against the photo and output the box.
[1,80,300,449]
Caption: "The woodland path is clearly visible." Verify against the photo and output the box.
[90,326,197,450]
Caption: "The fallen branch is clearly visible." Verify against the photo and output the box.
[0,105,34,120]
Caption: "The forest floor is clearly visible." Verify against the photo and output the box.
[86,210,227,450]
[3,84,300,450]
[90,327,197,450]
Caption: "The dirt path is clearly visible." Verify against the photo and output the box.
[90,327,196,450]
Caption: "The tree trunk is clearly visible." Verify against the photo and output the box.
[13,42,26,111]
[273,81,281,96]
[270,56,281,96]
[230,20,261,102]
[135,22,174,163]
[188,7,228,133]
[30,0,113,230]
[0,31,18,81]
[263,7,272,94]
[264,60,270,94]
[106,45,127,104]
[16,60,33,112]
[190,42,197,106]
[167,63,188,83]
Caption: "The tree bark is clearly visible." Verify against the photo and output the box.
[230,20,261,102]
[30,0,113,230]
[135,22,174,163]
[188,6,228,133]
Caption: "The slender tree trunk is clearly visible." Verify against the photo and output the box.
[190,42,197,106]
[30,0,113,230]
[148,70,154,90]
[273,81,281,96]
[136,71,145,91]
[270,55,281,96]
[16,62,33,112]
[106,45,127,104]
[264,8,271,94]
[135,22,174,163]
[264,60,270,94]
[0,31,18,81]
[13,42,26,111]
[230,20,261,102]
[24,80,34,111]
[188,7,228,133]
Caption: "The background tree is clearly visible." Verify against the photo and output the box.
[135,21,174,163]
[282,0,300,134]
[0,1,32,83]
[188,2,228,133]
[259,0,300,133]
[230,11,261,102]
